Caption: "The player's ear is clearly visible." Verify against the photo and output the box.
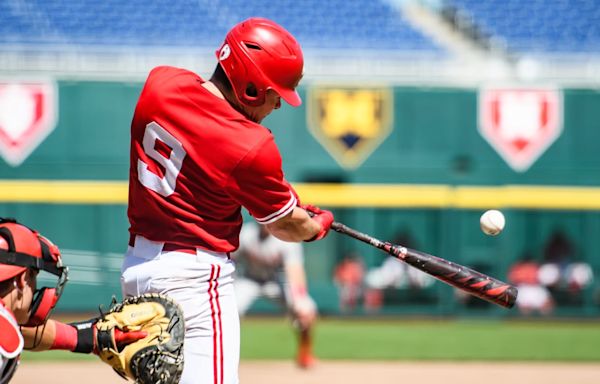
[15,270,27,292]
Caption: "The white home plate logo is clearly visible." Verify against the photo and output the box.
[0,80,58,166]
[479,88,562,172]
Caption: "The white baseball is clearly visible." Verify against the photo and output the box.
[480,210,505,236]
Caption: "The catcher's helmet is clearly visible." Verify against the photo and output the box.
[0,218,68,326]
[216,17,304,107]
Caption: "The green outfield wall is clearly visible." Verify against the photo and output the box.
[1,79,599,317]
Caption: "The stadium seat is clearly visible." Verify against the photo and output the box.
[447,0,600,53]
[0,0,440,53]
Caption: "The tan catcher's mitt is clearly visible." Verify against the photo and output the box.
[95,293,185,383]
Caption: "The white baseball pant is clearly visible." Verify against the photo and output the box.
[121,235,240,384]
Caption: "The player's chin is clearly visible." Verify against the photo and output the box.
[252,109,275,124]
[244,110,263,124]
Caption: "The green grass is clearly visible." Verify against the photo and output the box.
[21,318,600,362]
[22,350,96,362]
[240,318,600,362]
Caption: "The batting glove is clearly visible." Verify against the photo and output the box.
[302,204,334,242]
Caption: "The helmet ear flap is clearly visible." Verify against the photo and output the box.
[25,287,59,327]
[241,82,266,106]
[245,83,258,98]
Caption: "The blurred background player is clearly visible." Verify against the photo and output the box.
[233,222,318,369]
[333,251,365,313]
[363,257,435,312]
[120,17,334,384]
[507,252,555,316]
[363,232,434,313]
[0,218,144,383]
[537,231,593,308]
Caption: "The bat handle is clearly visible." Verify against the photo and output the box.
[332,222,407,258]
[331,222,380,247]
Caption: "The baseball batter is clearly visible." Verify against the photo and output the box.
[120,17,334,384]
[233,223,317,368]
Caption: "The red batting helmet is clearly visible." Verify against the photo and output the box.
[0,218,68,326]
[216,17,304,107]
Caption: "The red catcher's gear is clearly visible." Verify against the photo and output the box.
[0,218,68,327]
[216,17,304,107]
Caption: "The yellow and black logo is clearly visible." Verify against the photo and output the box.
[307,87,393,169]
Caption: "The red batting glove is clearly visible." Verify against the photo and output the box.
[302,204,334,242]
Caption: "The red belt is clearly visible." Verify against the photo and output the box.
[129,235,197,255]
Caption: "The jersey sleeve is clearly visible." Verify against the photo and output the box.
[226,135,296,224]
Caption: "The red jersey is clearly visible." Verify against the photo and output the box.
[128,66,296,252]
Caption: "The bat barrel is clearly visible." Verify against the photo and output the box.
[405,250,518,308]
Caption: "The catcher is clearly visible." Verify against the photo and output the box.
[0,218,184,383]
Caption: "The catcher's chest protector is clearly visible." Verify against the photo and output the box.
[0,357,18,384]
[0,305,23,384]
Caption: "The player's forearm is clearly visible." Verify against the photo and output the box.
[22,319,95,353]
[265,207,320,242]
[21,320,62,351]
[286,263,309,300]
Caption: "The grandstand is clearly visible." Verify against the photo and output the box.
[448,0,600,54]
[0,0,599,85]
[0,0,440,51]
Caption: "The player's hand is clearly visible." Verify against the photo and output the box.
[292,296,317,329]
[301,204,334,241]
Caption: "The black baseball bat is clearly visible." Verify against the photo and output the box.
[331,221,518,309]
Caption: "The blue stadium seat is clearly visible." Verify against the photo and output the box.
[448,0,600,53]
[2,0,598,55]
[0,0,441,53]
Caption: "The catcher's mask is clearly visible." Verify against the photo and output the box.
[216,17,304,107]
[0,218,68,327]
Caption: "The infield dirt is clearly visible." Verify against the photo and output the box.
[12,361,600,384]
